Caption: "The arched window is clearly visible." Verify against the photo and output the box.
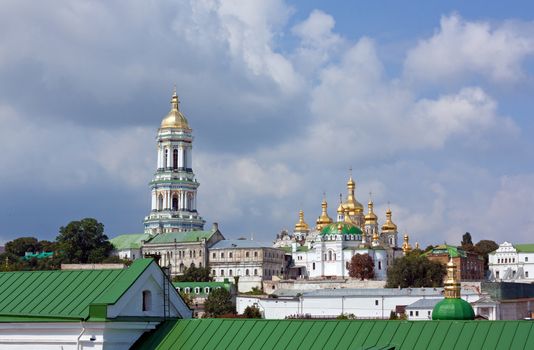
[199,250,202,257]
[205,287,210,294]
[142,290,152,311]
[254,251,258,257]
[164,149,168,168]
[184,287,190,293]
[173,149,178,170]
[199,262,202,268]
[246,252,250,258]
[190,251,193,258]
[328,251,332,261]
[313,263,316,270]
[193,251,196,258]
[172,196,178,211]
[254,269,258,276]
[229,269,233,276]
[179,263,185,272]
[378,261,382,270]
[212,269,216,276]
[194,287,200,294]
[229,252,233,258]
[158,194,164,210]
[221,270,225,276]
[246,269,249,276]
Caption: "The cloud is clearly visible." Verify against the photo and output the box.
[404,14,534,84]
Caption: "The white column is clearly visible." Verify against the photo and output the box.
[151,191,156,210]
[187,146,192,169]
[181,148,186,169]
[166,147,171,168]
[178,147,183,168]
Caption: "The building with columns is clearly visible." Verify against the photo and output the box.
[143,89,205,234]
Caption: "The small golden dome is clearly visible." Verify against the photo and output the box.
[344,176,364,214]
[372,230,380,242]
[294,210,310,232]
[315,198,333,230]
[160,89,190,130]
[337,201,345,214]
[402,233,412,253]
[381,207,398,232]
[365,200,378,223]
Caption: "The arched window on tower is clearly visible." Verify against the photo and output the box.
[328,251,332,261]
[158,194,164,210]
[164,149,168,168]
[142,290,152,311]
[172,195,178,211]
[173,149,178,170]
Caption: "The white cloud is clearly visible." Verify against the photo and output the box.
[404,14,534,83]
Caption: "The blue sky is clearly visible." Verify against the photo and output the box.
[0,0,534,246]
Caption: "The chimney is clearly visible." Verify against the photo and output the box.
[212,222,219,232]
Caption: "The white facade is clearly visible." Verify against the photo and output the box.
[488,242,534,282]
[237,288,481,320]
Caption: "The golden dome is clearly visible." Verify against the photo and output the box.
[343,176,364,214]
[160,89,190,130]
[337,201,345,214]
[364,200,378,223]
[315,198,333,230]
[294,210,310,232]
[372,230,380,243]
[381,208,398,232]
[402,233,412,253]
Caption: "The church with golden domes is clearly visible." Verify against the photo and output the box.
[274,176,412,279]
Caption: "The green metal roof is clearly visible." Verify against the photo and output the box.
[146,231,215,244]
[425,245,466,258]
[515,244,534,252]
[0,259,153,322]
[320,222,362,236]
[432,298,475,320]
[132,319,534,350]
[110,233,150,250]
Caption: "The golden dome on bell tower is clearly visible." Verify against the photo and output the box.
[402,233,412,253]
[381,207,398,232]
[364,200,378,224]
[160,88,191,130]
[343,176,364,214]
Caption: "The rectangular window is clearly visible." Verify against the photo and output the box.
[415,311,419,317]
[375,300,379,306]
[526,271,529,278]
[526,257,529,262]
[409,311,413,316]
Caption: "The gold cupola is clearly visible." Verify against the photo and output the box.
[160,88,191,130]
[381,208,398,232]
[294,210,310,233]
[402,233,412,254]
[316,198,333,230]
[364,200,378,224]
[343,176,364,215]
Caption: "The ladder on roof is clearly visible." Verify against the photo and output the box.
[163,266,171,319]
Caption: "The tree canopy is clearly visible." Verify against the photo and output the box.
[56,218,114,264]
[173,265,212,282]
[461,232,475,252]
[386,252,446,288]
[5,237,41,256]
[204,288,235,317]
[348,253,375,280]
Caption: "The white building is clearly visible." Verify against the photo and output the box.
[237,287,482,320]
[0,259,191,349]
[405,299,441,320]
[275,176,408,279]
[209,240,286,292]
[488,242,534,282]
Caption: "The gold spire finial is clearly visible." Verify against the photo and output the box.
[444,257,461,298]
[294,209,310,232]
[316,194,333,230]
[381,205,397,232]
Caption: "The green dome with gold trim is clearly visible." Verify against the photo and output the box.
[432,298,474,320]
[320,222,362,235]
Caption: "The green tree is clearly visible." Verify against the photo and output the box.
[461,232,475,252]
[348,253,375,280]
[173,265,212,282]
[5,237,41,256]
[56,218,113,263]
[179,291,194,308]
[204,288,235,317]
[243,305,262,318]
[386,254,446,288]
[475,239,499,271]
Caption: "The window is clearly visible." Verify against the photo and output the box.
[221,270,224,276]
[193,251,196,258]
[229,252,233,258]
[213,252,216,258]
[246,252,250,258]
[526,257,529,262]
[328,251,332,261]
[378,261,382,270]
[142,290,152,311]
[194,287,200,294]
[409,311,413,316]
[415,311,419,317]
[172,196,178,211]
[184,287,191,293]
[199,250,202,257]
[375,300,379,306]
[254,269,258,276]
[212,269,216,276]
[173,149,178,170]
[205,287,210,294]
[428,311,431,316]
[526,271,529,278]
[221,252,225,258]
[229,269,233,276]
[312,263,315,270]
[254,251,258,257]
[190,251,192,258]
[246,269,250,276]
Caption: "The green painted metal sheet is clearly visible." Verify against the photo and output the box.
[146,230,215,244]
[0,259,153,321]
[132,319,534,350]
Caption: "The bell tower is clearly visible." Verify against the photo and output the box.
[143,89,205,234]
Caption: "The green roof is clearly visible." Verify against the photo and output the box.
[432,298,475,320]
[22,252,54,260]
[425,245,466,258]
[110,233,150,250]
[320,222,362,236]
[0,259,153,322]
[146,231,215,244]
[515,244,534,253]
[132,319,534,350]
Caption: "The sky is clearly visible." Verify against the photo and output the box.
[1,0,534,247]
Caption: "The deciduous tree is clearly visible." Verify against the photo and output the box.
[386,253,445,288]
[56,218,113,263]
[204,288,235,317]
[348,253,375,280]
